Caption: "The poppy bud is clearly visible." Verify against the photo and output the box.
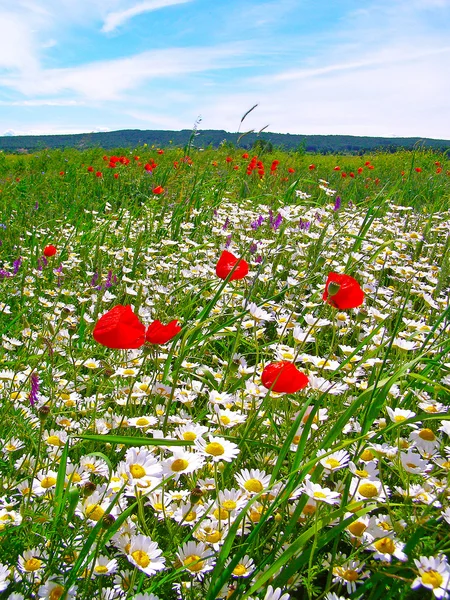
[190,487,204,504]
[327,281,341,296]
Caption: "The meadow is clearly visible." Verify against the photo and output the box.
[0,144,449,600]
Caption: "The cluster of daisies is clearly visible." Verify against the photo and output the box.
[0,171,449,600]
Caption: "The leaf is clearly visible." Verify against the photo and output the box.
[75,433,193,447]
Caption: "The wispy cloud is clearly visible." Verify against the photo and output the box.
[0,43,249,100]
[102,0,193,33]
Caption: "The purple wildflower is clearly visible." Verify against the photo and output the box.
[222,217,230,230]
[299,219,311,231]
[251,215,264,230]
[12,257,22,275]
[90,272,99,287]
[255,255,263,263]
[268,209,274,226]
[333,196,341,212]
[34,201,39,210]
[0,224,6,229]
[29,372,40,407]
[0,269,11,279]
[37,256,48,271]
[272,213,283,231]
[249,242,258,254]
[225,234,232,249]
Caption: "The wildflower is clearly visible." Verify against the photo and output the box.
[152,185,164,194]
[323,272,365,310]
[93,305,146,349]
[146,319,181,344]
[333,196,341,211]
[176,541,214,577]
[261,361,309,394]
[38,581,77,599]
[127,534,166,575]
[228,554,255,577]
[43,245,57,257]
[92,556,118,576]
[215,250,249,281]
[409,428,440,454]
[29,372,40,407]
[370,536,407,562]
[161,450,205,479]
[195,435,240,463]
[235,468,271,495]
[303,480,340,505]
[331,557,369,594]
[318,449,350,471]
[411,555,450,598]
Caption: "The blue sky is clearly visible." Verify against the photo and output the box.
[0,0,449,138]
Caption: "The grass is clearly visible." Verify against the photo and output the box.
[0,145,449,600]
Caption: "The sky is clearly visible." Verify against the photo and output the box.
[0,0,449,139]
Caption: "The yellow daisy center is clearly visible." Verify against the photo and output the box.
[47,435,63,446]
[184,555,204,572]
[222,500,237,511]
[205,442,225,456]
[347,521,366,537]
[422,570,443,589]
[86,504,105,521]
[171,458,189,472]
[130,464,146,479]
[132,550,150,568]
[49,586,65,600]
[94,565,109,574]
[325,458,341,469]
[374,537,396,554]
[244,479,263,493]
[41,476,57,489]
[358,483,378,498]
[360,449,374,461]
[233,564,248,576]
[183,431,197,441]
[24,558,42,571]
[419,428,435,441]
[136,418,150,426]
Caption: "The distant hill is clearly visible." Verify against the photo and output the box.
[1,128,449,154]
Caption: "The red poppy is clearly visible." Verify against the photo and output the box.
[261,361,309,393]
[308,164,316,170]
[233,165,239,170]
[96,171,103,178]
[59,171,65,176]
[333,166,341,171]
[114,173,119,179]
[157,149,164,155]
[152,185,164,195]
[242,153,249,159]
[87,166,94,172]
[349,172,355,178]
[323,272,364,310]
[288,167,295,173]
[215,250,249,281]
[146,319,181,345]
[436,167,442,174]
[415,167,422,173]
[226,156,233,163]
[357,167,363,174]
[93,305,145,349]
[43,245,57,257]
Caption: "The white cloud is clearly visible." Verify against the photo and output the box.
[102,0,193,33]
[0,43,249,100]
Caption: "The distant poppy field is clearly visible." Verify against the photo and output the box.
[0,144,449,600]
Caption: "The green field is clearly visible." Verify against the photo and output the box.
[0,146,449,600]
